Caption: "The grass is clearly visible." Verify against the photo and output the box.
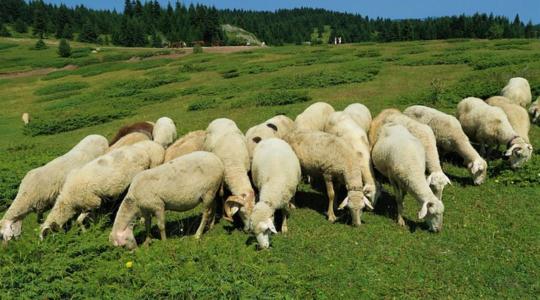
[0,36,539,298]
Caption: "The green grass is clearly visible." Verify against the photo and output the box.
[0,37,539,298]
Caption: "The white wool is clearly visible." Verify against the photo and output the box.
[153,117,177,148]
[343,103,372,132]
[294,102,335,131]
[245,115,294,160]
[501,77,532,108]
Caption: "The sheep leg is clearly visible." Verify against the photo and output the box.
[36,211,44,223]
[281,209,289,234]
[194,208,210,240]
[76,212,90,232]
[324,174,336,223]
[391,180,406,227]
[155,207,167,241]
[480,143,486,158]
[143,211,152,246]
[208,198,217,230]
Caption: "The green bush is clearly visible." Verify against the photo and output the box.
[58,39,71,58]
[187,98,218,111]
[193,44,203,54]
[0,43,17,51]
[33,39,47,50]
[355,49,381,58]
[273,65,380,89]
[0,23,11,37]
[221,69,240,79]
[35,82,90,96]
[254,90,311,107]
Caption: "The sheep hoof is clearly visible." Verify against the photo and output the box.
[397,217,406,227]
[328,215,337,223]
[143,238,153,246]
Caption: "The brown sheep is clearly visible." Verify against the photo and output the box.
[109,121,154,146]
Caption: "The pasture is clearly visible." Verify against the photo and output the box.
[0,37,539,298]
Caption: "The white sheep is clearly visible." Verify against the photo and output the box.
[501,77,532,108]
[153,117,177,148]
[294,102,335,131]
[245,115,294,159]
[164,130,206,162]
[457,97,532,169]
[204,118,255,228]
[0,135,109,243]
[39,141,165,238]
[21,113,30,125]
[370,109,450,200]
[110,151,224,249]
[404,105,488,185]
[284,129,372,226]
[324,111,379,204]
[343,103,372,132]
[372,123,445,232]
[486,96,531,144]
[530,98,540,124]
[245,138,301,249]
[107,132,150,153]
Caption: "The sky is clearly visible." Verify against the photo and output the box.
[45,0,540,23]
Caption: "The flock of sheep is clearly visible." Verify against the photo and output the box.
[0,77,537,249]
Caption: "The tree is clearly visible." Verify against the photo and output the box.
[151,31,162,47]
[488,23,503,39]
[34,39,47,50]
[55,4,71,38]
[0,22,11,37]
[33,1,47,39]
[62,24,73,40]
[78,20,99,43]
[14,18,27,33]
[58,38,71,57]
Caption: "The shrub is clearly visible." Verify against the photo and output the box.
[34,39,47,50]
[58,39,71,57]
[193,44,203,54]
[273,65,380,89]
[35,82,90,96]
[0,43,17,51]
[222,69,239,79]
[355,49,381,58]
[179,63,206,73]
[254,90,311,107]
[0,23,11,37]
[187,98,218,111]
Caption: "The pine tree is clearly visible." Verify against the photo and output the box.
[124,0,133,17]
[151,31,162,47]
[58,38,71,57]
[33,1,47,39]
[78,20,99,43]
[0,22,11,37]
[14,18,27,33]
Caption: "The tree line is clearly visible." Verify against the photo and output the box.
[0,0,538,47]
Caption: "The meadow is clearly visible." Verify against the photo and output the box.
[0,37,539,298]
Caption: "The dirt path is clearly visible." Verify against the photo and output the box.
[0,64,78,79]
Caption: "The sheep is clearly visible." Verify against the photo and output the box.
[486,96,531,143]
[247,138,301,249]
[21,113,30,125]
[370,109,450,200]
[109,121,154,146]
[107,132,150,153]
[245,115,294,159]
[530,98,540,124]
[164,130,206,162]
[501,77,532,108]
[457,97,533,169]
[372,123,444,232]
[0,135,108,243]
[324,112,379,204]
[39,141,165,238]
[343,103,372,132]
[403,105,487,185]
[204,118,255,228]
[110,151,224,249]
[153,117,177,148]
[294,102,335,131]
[284,129,372,226]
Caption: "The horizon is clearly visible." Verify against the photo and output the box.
[43,0,540,24]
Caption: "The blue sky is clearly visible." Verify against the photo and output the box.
[45,0,540,23]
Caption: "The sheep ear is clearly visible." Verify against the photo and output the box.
[266,219,277,234]
[504,144,518,157]
[338,197,349,210]
[363,196,373,210]
[266,123,278,132]
[252,137,262,144]
[426,174,433,185]
[231,206,239,215]
[418,202,429,219]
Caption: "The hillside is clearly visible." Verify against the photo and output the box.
[0,37,539,298]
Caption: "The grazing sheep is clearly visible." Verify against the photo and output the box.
[530,98,540,124]
[370,109,450,200]
[109,121,154,146]
[39,141,165,238]
[324,112,379,204]
[245,115,294,159]
[501,77,532,108]
[21,113,30,125]
[204,118,255,228]
[404,105,487,185]
[343,103,372,132]
[372,123,444,232]
[107,132,150,153]
[0,135,108,243]
[153,117,177,148]
[294,102,335,131]
[486,96,531,143]
[284,129,372,226]
[457,97,533,169]
[247,138,301,249]
[110,151,224,249]
[164,130,206,162]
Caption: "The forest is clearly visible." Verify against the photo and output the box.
[0,0,539,47]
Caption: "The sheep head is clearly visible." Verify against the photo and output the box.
[467,158,487,185]
[109,225,137,250]
[418,200,444,233]
[505,139,533,169]
[362,183,379,208]
[223,191,254,228]
[39,221,60,240]
[529,102,539,123]
[427,171,451,200]
[249,202,276,249]
[338,190,373,227]
[0,219,22,244]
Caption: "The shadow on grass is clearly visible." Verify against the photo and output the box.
[372,187,429,233]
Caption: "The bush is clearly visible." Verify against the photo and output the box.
[273,65,380,89]
[34,39,47,50]
[0,23,11,37]
[187,98,218,111]
[14,19,27,33]
[35,82,90,96]
[221,69,239,79]
[193,44,203,54]
[58,39,71,57]
[254,90,311,106]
